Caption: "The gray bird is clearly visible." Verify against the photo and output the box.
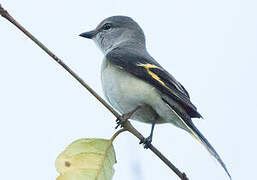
[80,16,231,179]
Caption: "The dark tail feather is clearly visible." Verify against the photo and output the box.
[188,123,232,179]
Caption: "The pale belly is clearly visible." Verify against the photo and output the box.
[101,60,185,127]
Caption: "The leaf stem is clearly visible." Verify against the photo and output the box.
[110,128,127,143]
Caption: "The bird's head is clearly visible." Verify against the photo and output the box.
[80,16,146,54]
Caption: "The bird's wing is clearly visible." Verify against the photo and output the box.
[106,48,202,118]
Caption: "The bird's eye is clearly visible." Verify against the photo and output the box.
[103,23,112,31]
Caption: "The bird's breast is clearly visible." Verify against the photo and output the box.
[101,58,161,122]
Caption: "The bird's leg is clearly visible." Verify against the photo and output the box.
[115,106,141,129]
[140,115,157,149]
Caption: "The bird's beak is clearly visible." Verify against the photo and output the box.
[79,30,97,39]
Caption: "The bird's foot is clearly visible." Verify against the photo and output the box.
[139,136,152,149]
[115,106,141,129]
[115,113,132,129]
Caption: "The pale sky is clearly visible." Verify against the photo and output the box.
[0,0,256,180]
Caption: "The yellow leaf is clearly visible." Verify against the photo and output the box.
[56,138,116,180]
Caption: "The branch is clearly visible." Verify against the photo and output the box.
[0,4,188,180]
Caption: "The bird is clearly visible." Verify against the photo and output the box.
[79,16,231,179]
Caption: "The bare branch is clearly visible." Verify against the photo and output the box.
[0,4,189,180]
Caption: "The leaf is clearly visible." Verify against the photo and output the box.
[55,138,116,180]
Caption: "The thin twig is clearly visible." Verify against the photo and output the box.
[0,4,189,180]
[110,128,127,143]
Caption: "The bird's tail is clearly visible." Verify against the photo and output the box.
[161,96,231,178]
[187,122,232,179]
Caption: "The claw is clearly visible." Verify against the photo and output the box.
[139,136,152,149]
[115,114,128,129]
[115,116,124,129]
[115,106,142,129]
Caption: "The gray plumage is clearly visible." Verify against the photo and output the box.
[80,16,231,179]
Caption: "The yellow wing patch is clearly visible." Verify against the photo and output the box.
[137,63,177,96]
[137,63,167,87]
[137,63,160,69]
